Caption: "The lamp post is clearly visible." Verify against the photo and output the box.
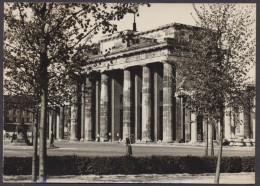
[203,108,209,156]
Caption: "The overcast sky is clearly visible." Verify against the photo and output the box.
[116,3,196,32]
[112,3,255,82]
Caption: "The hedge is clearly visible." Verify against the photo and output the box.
[3,156,255,175]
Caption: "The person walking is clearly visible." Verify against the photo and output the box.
[125,134,132,156]
[11,131,16,143]
[49,131,55,147]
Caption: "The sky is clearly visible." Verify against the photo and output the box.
[91,3,197,42]
[115,3,196,32]
[110,3,255,82]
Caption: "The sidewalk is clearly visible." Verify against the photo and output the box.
[3,139,255,151]
[3,172,255,184]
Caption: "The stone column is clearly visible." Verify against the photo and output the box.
[230,110,235,138]
[203,114,208,144]
[142,65,152,142]
[251,97,255,140]
[163,63,174,142]
[70,94,79,141]
[252,112,255,140]
[239,107,244,137]
[243,104,251,139]
[80,83,85,141]
[176,96,182,142]
[85,77,94,141]
[95,78,100,140]
[208,122,213,145]
[48,110,53,139]
[135,71,142,141]
[58,106,64,140]
[111,77,116,141]
[123,69,131,140]
[215,120,220,142]
[67,105,71,137]
[100,73,109,142]
[153,66,159,141]
[190,113,197,142]
[224,108,231,140]
[56,109,60,139]
[52,109,56,139]
[184,106,191,142]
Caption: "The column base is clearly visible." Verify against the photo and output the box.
[141,138,153,143]
[174,139,185,143]
[100,138,109,142]
[162,138,173,143]
[188,140,199,144]
[69,138,79,142]
[85,138,94,142]
[57,138,66,142]
[80,138,85,142]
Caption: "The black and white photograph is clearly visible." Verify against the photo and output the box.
[2,1,257,184]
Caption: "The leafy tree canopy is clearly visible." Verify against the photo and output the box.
[176,3,256,118]
[4,2,147,108]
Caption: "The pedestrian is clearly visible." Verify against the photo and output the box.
[11,131,16,143]
[50,131,54,147]
[125,134,132,156]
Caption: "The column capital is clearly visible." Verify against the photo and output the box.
[100,69,109,73]
[122,67,131,71]
[141,63,150,67]
[161,60,175,65]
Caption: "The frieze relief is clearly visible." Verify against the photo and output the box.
[90,49,169,71]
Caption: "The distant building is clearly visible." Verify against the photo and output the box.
[3,95,33,137]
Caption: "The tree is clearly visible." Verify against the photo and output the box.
[4,2,147,182]
[174,3,255,183]
[187,4,256,183]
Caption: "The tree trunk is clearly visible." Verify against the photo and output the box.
[214,110,224,183]
[211,124,214,157]
[210,117,214,157]
[204,115,208,156]
[32,110,38,182]
[39,56,48,182]
[39,87,47,182]
[59,106,64,140]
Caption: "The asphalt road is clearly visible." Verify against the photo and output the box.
[3,140,255,157]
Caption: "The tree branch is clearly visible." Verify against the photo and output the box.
[17,3,37,51]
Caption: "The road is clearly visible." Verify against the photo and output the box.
[3,140,255,157]
[3,172,255,184]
